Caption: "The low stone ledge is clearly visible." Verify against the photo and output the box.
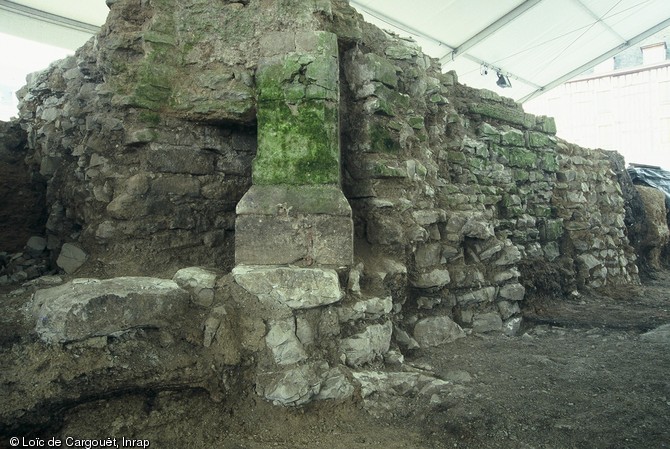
[232,265,343,309]
[29,277,190,344]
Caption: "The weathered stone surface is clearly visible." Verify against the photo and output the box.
[503,317,523,336]
[640,324,670,343]
[315,366,355,400]
[494,244,522,266]
[340,321,393,367]
[266,319,308,365]
[30,277,190,344]
[258,363,323,406]
[472,313,503,333]
[56,243,88,274]
[498,283,526,302]
[411,269,450,289]
[232,266,342,310]
[462,217,495,240]
[394,326,420,350]
[235,185,354,266]
[497,300,521,320]
[352,371,450,399]
[173,267,218,307]
[414,243,442,268]
[254,31,340,186]
[413,316,465,347]
[25,236,47,256]
[338,296,393,322]
[456,287,496,306]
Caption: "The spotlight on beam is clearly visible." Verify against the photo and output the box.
[496,72,512,88]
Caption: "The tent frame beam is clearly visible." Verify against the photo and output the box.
[0,0,100,34]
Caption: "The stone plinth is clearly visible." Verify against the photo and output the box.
[235,185,353,267]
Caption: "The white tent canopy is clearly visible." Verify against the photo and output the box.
[351,0,670,102]
[1,0,670,103]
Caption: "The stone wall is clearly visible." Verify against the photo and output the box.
[338,15,638,343]
[0,0,660,418]
[2,0,641,335]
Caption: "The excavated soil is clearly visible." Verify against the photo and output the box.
[2,271,670,449]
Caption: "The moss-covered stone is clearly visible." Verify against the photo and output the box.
[512,169,530,183]
[254,100,340,185]
[540,152,559,172]
[370,123,400,154]
[477,122,500,141]
[429,94,449,105]
[508,148,539,169]
[447,151,467,165]
[540,219,564,241]
[500,128,525,146]
[532,205,553,218]
[469,103,535,129]
[528,131,553,148]
[535,115,557,134]
[362,53,398,89]
[385,42,419,60]
[370,161,408,178]
[408,116,425,130]
[468,157,487,171]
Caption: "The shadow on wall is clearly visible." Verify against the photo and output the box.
[0,121,47,252]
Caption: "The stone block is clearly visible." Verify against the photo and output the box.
[412,209,446,225]
[456,286,496,306]
[469,103,535,129]
[503,317,523,336]
[497,300,521,320]
[338,296,393,322]
[499,283,525,301]
[413,316,465,347]
[449,266,485,288]
[340,321,393,367]
[640,324,670,343]
[472,312,503,333]
[462,217,495,240]
[235,214,353,266]
[172,267,218,307]
[500,127,525,146]
[266,319,307,366]
[494,244,522,266]
[235,185,353,267]
[527,131,553,148]
[147,144,215,175]
[232,265,342,310]
[26,236,47,257]
[30,277,189,344]
[411,268,451,289]
[414,243,442,268]
[508,147,538,169]
[56,243,88,274]
[361,53,399,88]
[316,366,355,400]
[258,363,322,406]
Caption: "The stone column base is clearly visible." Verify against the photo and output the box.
[235,185,353,268]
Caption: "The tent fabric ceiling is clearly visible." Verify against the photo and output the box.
[2,0,670,103]
[350,0,670,102]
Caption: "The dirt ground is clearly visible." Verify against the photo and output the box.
[3,271,670,449]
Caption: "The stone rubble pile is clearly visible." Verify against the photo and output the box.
[0,236,53,285]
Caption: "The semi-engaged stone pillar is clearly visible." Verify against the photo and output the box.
[232,31,355,406]
[235,31,353,268]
